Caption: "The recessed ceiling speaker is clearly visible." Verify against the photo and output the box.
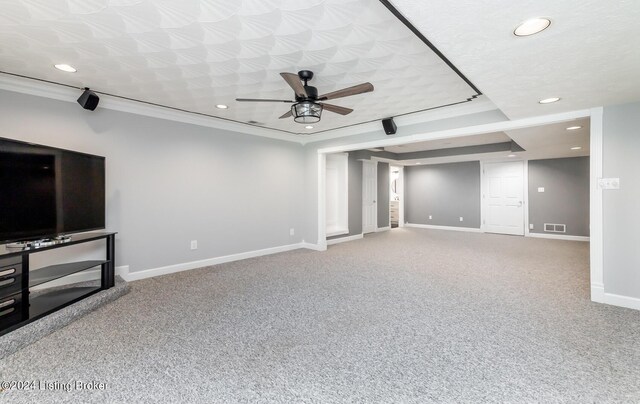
[77,87,99,111]
[382,117,397,135]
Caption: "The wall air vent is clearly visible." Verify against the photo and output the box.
[544,223,566,233]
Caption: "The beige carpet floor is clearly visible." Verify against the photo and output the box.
[1,228,639,403]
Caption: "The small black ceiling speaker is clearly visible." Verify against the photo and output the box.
[382,117,397,135]
[77,87,99,111]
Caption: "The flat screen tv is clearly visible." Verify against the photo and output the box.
[0,137,105,244]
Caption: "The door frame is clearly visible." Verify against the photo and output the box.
[315,107,608,306]
[325,153,349,237]
[480,160,529,235]
[361,160,378,234]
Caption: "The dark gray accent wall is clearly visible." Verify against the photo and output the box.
[528,157,589,236]
[377,163,390,228]
[405,161,481,228]
[327,154,362,240]
[603,101,640,299]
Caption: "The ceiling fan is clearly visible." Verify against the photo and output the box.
[236,70,374,124]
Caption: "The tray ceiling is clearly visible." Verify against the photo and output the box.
[0,0,481,135]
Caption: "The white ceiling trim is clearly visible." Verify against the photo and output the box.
[318,109,592,154]
[0,73,301,143]
[0,0,485,134]
[299,95,498,145]
[0,73,501,145]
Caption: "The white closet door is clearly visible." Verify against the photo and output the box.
[483,161,525,235]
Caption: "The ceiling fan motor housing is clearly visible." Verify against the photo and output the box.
[301,85,318,100]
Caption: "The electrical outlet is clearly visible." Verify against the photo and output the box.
[428,215,432,220]
[529,224,534,230]
[459,217,464,222]
[190,240,197,250]
[289,228,295,236]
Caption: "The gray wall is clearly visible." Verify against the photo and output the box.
[528,157,590,236]
[377,162,390,228]
[327,153,362,240]
[327,158,390,240]
[0,89,305,273]
[405,161,481,228]
[603,101,640,299]
[303,109,509,244]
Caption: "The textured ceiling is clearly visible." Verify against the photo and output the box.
[390,0,640,119]
[0,0,482,134]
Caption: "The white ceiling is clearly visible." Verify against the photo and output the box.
[393,117,590,165]
[1,1,637,140]
[0,0,482,134]
[390,0,640,119]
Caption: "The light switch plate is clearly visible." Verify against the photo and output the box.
[599,178,620,190]
[537,187,545,192]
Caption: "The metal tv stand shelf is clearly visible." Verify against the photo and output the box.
[0,232,116,336]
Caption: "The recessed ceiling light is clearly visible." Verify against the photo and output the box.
[305,125,314,129]
[566,126,582,131]
[539,97,561,104]
[508,154,517,157]
[514,18,551,37]
[571,146,582,150]
[54,64,76,73]
[215,104,228,109]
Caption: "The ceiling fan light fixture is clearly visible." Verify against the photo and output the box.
[292,101,322,124]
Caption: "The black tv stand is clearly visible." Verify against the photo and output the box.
[0,232,116,336]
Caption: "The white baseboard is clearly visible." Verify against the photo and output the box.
[326,233,363,245]
[528,233,590,242]
[300,242,327,251]
[591,284,640,311]
[405,223,482,233]
[122,243,309,282]
[600,293,640,311]
[591,283,605,303]
[375,226,391,232]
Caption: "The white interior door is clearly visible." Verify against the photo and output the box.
[483,161,525,235]
[362,160,377,234]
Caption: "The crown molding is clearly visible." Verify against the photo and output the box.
[0,73,304,144]
[0,73,502,147]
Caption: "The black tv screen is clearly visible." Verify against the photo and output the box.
[0,137,105,243]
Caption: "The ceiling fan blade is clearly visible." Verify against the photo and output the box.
[280,72,308,98]
[318,82,374,101]
[322,103,354,116]
[236,98,294,103]
[279,110,293,119]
